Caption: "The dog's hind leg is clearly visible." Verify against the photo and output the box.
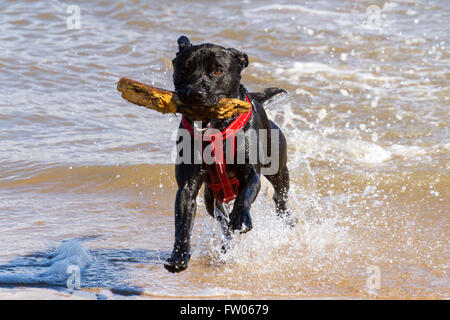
[264,165,289,215]
[263,120,297,227]
[204,185,215,219]
[264,166,297,227]
[204,186,231,251]
[228,167,261,233]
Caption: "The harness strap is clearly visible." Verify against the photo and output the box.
[180,93,252,203]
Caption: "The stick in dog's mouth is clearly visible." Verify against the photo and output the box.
[117,77,252,121]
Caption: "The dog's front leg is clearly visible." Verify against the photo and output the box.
[164,165,204,273]
[228,167,261,233]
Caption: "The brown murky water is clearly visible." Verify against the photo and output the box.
[0,0,448,299]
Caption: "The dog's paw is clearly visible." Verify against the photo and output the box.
[164,255,189,273]
[228,209,253,233]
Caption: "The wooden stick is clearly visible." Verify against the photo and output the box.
[117,77,252,120]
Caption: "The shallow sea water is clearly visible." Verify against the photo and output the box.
[0,0,448,299]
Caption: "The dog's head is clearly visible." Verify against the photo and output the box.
[172,35,248,108]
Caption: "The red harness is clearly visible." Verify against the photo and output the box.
[180,95,252,203]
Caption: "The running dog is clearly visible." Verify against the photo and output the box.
[164,36,293,273]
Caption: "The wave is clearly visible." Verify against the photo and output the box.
[0,163,174,193]
[0,240,91,287]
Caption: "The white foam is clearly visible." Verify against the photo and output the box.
[41,240,92,278]
[262,61,401,90]
[388,144,426,159]
[284,128,393,165]
[192,188,355,284]
[267,101,429,166]
[246,4,345,17]
[0,240,92,286]
[343,140,392,164]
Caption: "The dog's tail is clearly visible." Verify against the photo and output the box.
[249,87,287,105]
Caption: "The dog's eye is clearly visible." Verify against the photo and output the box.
[179,68,189,76]
[213,68,223,76]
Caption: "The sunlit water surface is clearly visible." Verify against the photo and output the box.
[0,0,448,299]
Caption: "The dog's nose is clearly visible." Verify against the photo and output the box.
[187,88,206,101]
[194,90,205,100]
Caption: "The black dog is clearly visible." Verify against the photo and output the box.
[164,36,292,273]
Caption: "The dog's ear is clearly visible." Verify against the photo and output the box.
[177,35,191,52]
[228,48,249,69]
